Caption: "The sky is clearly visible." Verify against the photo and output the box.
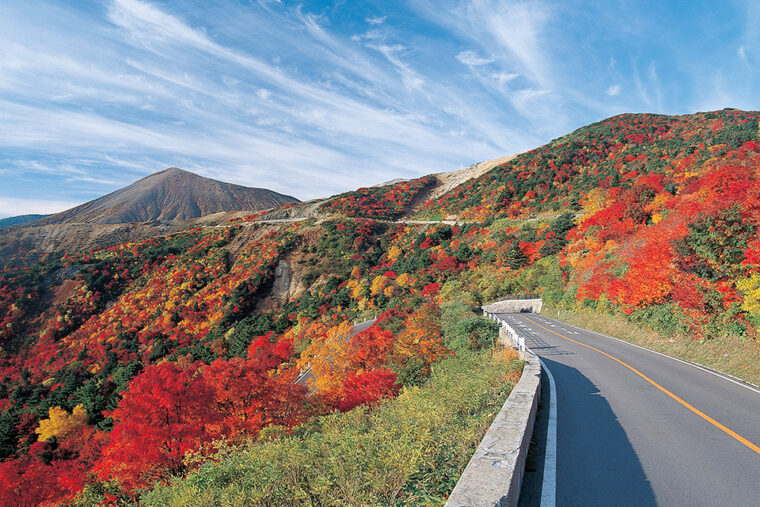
[1,0,759,217]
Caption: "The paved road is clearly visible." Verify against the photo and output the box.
[501,313,760,507]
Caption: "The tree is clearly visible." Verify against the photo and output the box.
[540,212,576,256]
[338,369,400,411]
[0,457,86,506]
[0,410,18,461]
[35,405,88,442]
[395,303,449,373]
[204,338,306,441]
[506,240,528,269]
[348,325,395,371]
[94,362,219,491]
[295,321,354,396]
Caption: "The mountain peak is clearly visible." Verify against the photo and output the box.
[41,168,299,225]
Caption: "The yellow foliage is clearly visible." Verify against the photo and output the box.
[581,187,608,216]
[370,275,388,297]
[737,274,760,314]
[395,303,448,371]
[295,321,354,394]
[351,279,367,300]
[645,193,670,220]
[387,246,403,262]
[36,404,88,442]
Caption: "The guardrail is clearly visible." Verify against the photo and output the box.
[483,309,525,351]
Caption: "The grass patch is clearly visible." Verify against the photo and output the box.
[546,304,760,387]
[142,349,523,506]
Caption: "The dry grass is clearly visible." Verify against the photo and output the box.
[544,304,760,387]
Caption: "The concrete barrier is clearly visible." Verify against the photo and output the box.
[482,298,542,314]
[446,327,541,507]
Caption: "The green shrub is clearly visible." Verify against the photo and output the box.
[440,301,499,353]
[452,317,499,351]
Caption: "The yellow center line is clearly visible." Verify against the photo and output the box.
[522,316,760,456]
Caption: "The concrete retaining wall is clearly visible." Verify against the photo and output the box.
[482,298,542,314]
[446,348,541,507]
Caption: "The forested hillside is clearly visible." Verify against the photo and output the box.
[1,109,760,504]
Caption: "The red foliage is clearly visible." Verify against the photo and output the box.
[337,369,400,411]
[94,362,219,491]
[206,335,307,440]
[0,457,86,506]
[321,176,435,219]
[348,326,395,370]
[421,282,441,297]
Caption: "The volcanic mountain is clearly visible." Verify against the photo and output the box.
[39,167,299,225]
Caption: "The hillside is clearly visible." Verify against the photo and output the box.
[40,167,299,225]
[2,109,760,504]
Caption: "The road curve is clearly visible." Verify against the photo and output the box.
[504,313,760,507]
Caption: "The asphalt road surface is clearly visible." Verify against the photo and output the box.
[503,313,760,507]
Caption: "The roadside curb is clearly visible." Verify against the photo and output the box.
[446,348,541,507]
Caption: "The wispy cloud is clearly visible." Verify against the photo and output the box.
[456,50,494,67]
[0,0,522,203]
[1,0,758,214]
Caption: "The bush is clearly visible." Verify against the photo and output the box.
[451,317,499,351]
[142,350,523,506]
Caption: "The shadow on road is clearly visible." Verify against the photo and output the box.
[519,358,657,506]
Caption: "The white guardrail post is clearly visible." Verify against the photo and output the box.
[484,309,526,352]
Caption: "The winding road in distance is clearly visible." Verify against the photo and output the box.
[503,313,760,507]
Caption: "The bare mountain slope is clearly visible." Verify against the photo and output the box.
[431,155,516,201]
[40,167,299,225]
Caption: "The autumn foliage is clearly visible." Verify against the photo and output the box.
[2,108,760,503]
[320,175,435,219]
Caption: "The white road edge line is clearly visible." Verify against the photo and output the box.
[548,317,760,396]
[537,354,557,507]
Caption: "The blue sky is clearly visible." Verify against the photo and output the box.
[1,0,758,217]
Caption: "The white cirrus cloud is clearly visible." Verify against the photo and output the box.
[456,50,494,67]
